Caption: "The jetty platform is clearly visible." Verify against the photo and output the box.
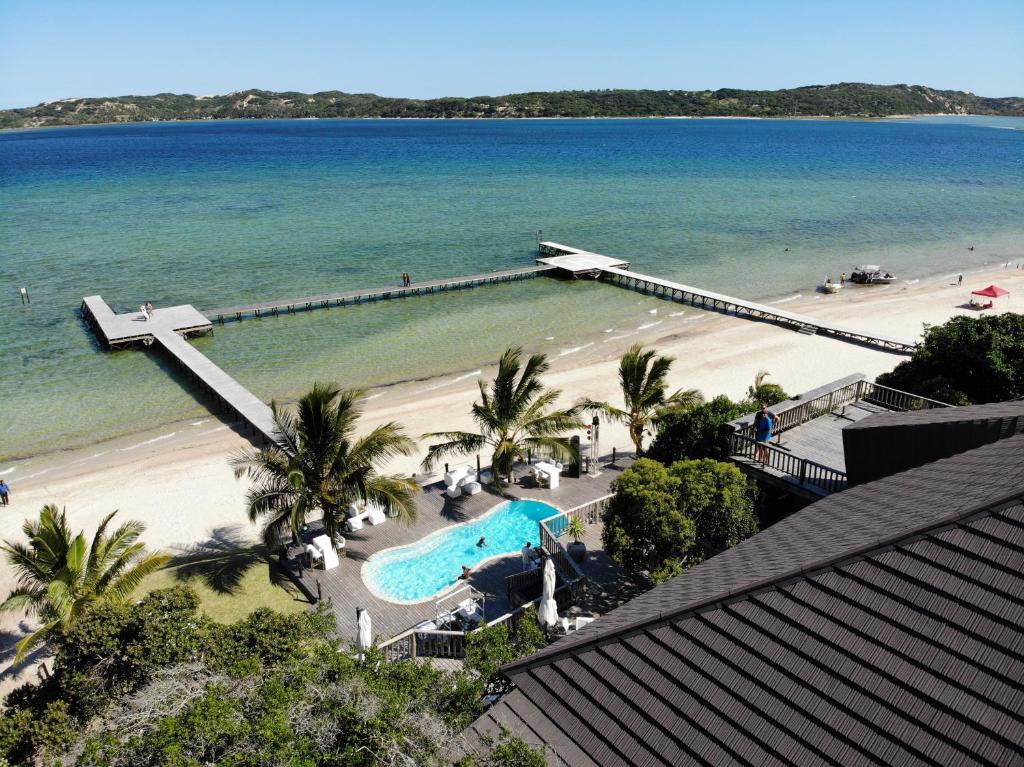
[538,242,918,353]
[80,295,212,349]
[203,264,555,323]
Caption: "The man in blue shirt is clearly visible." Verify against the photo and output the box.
[0,479,9,506]
[753,403,775,464]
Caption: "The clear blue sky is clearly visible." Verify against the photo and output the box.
[1,0,1021,108]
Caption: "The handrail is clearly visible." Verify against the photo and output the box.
[857,380,951,411]
[730,432,847,495]
[730,376,950,440]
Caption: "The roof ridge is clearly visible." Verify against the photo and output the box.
[502,486,1024,677]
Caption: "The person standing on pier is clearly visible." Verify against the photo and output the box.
[0,479,10,506]
[753,403,775,464]
[139,303,150,321]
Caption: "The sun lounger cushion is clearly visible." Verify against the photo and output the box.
[463,481,482,496]
[367,505,386,525]
[346,515,364,532]
[446,484,461,499]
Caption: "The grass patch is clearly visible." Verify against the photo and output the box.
[137,560,311,624]
[134,527,313,623]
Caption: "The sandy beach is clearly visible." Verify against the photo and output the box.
[1,262,1021,688]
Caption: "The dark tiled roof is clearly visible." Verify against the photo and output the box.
[467,434,1024,766]
[843,400,1024,486]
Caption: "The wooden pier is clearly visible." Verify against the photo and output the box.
[203,264,555,323]
[538,242,918,353]
[80,296,276,443]
[152,329,277,443]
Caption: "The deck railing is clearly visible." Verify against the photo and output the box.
[379,584,576,662]
[729,433,848,495]
[856,380,950,412]
[732,376,950,440]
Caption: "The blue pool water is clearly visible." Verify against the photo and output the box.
[363,499,559,603]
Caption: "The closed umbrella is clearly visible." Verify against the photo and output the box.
[356,607,373,661]
[538,558,559,628]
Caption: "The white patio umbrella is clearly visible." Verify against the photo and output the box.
[356,607,373,661]
[538,558,559,628]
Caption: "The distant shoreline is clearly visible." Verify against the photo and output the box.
[0,112,1001,134]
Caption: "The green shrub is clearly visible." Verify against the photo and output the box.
[602,459,696,583]
[648,395,751,463]
[877,314,1024,404]
[668,459,758,554]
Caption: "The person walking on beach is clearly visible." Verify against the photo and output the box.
[840,272,846,286]
[958,274,963,286]
[0,479,9,506]
[753,403,775,464]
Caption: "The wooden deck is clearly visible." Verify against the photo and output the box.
[285,457,633,645]
[202,264,556,323]
[730,402,888,498]
[81,295,212,349]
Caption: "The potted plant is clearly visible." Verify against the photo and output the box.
[566,516,587,564]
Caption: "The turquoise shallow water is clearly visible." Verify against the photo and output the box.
[363,499,558,602]
[1,116,1022,461]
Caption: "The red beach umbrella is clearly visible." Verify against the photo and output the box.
[971,285,1009,298]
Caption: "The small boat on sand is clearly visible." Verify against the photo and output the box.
[850,265,897,285]
[821,279,843,294]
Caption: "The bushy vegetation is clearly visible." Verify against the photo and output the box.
[464,607,548,696]
[0,586,541,766]
[4,84,1021,129]
[877,314,1024,405]
[602,458,757,583]
[647,395,752,463]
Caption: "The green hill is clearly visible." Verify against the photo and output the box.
[2,83,1021,129]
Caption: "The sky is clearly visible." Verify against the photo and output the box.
[1,0,1022,108]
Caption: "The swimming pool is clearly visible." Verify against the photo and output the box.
[363,499,560,603]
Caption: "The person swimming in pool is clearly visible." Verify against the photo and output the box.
[460,565,472,580]
[476,536,486,548]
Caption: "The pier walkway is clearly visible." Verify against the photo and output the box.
[151,330,277,443]
[203,264,555,323]
[538,242,918,353]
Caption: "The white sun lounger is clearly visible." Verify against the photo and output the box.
[311,534,339,570]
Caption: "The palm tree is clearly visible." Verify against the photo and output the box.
[0,505,170,662]
[422,347,585,491]
[582,343,703,455]
[231,382,419,547]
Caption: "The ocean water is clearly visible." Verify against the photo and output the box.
[364,499,559,603]
[1,117,1022,461]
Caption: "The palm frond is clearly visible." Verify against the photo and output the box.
[420,431,487,471]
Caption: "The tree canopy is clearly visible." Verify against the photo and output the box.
[231,382,419,546]
[647,395,753,464]
[4,84,1022,130]
[422,347,584,490]
[876,314,1024,404]
[602,457,756,584]
[582,343,702,455]
[0,505,170,662]
[0,586,544,766]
